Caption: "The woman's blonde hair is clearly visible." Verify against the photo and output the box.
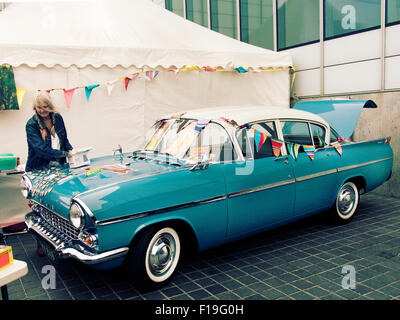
[33,91,58,114]
[33,91,58,140]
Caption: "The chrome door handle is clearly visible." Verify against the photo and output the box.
[274,156,289,164]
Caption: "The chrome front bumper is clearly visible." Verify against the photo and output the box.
[25,211,129,265]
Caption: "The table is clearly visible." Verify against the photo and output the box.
[0,260,28,300]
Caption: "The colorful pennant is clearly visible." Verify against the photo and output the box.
[331,141,343,157]
[63,88,75,109]
[85,84,100,101]
[195,119,211,132]
[302,145,315,161]
[16,88,27,107]
[286,142,300,160]
[145,70,159,80]
[271,138,283,156]
[235,67,248,73]
[254,130,267,152]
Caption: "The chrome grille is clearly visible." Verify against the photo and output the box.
[31,202,80,240]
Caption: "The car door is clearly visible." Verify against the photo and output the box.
[223,121,295,238]
[281,120,339,217]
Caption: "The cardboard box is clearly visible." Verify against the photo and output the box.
[0,245,13,271]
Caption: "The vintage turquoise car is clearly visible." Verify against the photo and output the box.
[23,100,393,290]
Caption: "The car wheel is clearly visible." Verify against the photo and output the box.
[125,226,181,291]
[330,181,359,223]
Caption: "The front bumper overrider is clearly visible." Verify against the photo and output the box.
[25,211,129,265]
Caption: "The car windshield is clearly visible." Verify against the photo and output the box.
[142,118,236,164]
[143,119,199,161]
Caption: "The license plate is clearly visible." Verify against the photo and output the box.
[38,238,57,262]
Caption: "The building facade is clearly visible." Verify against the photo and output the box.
[165,0,400,198]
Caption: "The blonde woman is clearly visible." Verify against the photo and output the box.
[25,91,74,172]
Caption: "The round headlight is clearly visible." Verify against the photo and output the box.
[69,202,85,229]
[20,176,31,198]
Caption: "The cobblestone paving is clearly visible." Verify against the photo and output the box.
[2,193,400,300]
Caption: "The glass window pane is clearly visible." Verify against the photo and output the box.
[165,0,184,17]
[277,0,319,50]
[186,0,208,28]
[240,0,274,50]
[210,0,238,39]
[310,123,326,148]
[324,0,381,39]
[281,121,313,146]
[248,122,278,159]
[387,0,400,25]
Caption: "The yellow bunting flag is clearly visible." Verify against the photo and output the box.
[16,88,27,107]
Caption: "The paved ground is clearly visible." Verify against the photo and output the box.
[0,173,27,226]
[1,193,400,300]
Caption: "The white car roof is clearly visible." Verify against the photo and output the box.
[169,105,329,128]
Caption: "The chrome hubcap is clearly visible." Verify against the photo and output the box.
[148,233,175,276]
[338,185,356,215]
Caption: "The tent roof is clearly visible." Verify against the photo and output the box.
[0,0,292,69]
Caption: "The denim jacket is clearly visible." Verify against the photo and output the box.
[25,113,73,172]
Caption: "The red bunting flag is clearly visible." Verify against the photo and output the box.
[271,138,283,156]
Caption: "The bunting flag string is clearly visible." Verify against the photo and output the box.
[302,145,315,161]
[15,66,294,110]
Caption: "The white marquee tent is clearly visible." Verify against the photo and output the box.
[0,0,292,164]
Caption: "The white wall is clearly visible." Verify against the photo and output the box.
[291,26,400,97]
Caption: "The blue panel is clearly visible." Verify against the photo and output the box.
[293,100,377,138]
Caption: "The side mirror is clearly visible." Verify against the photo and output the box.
[190,159,209,171]
[113,144,123,161]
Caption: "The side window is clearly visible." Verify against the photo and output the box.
[330,127,340,143]
[310,123,326,149]
[184,122,237,163]
[281,121,313,147]
[248,121,278,159]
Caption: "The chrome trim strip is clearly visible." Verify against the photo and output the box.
[296,169,338,182]
[96,195,228,226]
[73,197,98,225]
[337,157,393,172]
[228,179,296,198]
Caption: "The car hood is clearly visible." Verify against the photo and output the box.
[25,153,186,218]
[293,100,377,138]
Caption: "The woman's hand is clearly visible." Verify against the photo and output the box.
[68,150,75,157]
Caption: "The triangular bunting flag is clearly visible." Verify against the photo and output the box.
[106,80,118,96]
[331,141,343,157]
[145,70,160,80]
[235,67,248,73]
[254,130,267,152]
[16,88,27,107]
[85,84,100,101]
[195,119,210,132]
[302,145,315,161]
[124,73,138,90]
[63,88,75,109]
[202,66,217,72]
[271,138,283,156]
[286,142,300,160]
